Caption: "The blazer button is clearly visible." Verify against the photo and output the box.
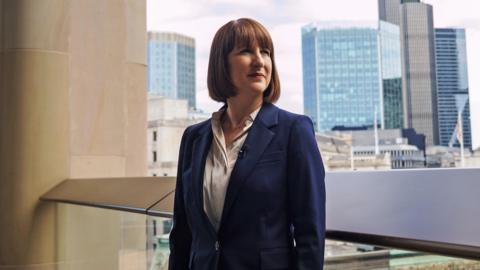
[215,241,220,251]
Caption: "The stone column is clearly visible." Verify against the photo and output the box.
[0,0,147,269]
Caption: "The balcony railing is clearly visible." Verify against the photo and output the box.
[41,168,480,269]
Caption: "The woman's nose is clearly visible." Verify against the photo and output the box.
[252,49,265,67]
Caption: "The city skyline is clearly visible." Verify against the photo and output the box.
[147,0,480,148]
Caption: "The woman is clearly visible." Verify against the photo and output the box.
[169,18,325,270]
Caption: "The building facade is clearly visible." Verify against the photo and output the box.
[434,28,472,149]
[399,0,439,145]
[326,128,425,169]
[378,0,401,25]
[315,133,392,171]
[147,95,207,177]
[302,22,402,132]
[147,32,196,109]
[380,21,403,129]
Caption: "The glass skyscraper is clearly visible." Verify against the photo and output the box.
[147,32,196,109]
[302,22,402,132]
[380,21,403,129]
[435,28,472,148]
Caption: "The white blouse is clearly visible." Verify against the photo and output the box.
[203,106,261,231]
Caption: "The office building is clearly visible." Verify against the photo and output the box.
[327,128,425,169]
[147,95,207,177]
[379,0,441,145]
[380,22,403,129]
[435,28,472,149]
[302,21,402,132]
[317,132,392,171]
[399,0,439,145]
[378,0,401,25]
[147,32,196,109]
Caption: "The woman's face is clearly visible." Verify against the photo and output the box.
[227,44,272,97]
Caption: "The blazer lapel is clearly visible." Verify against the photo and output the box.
[190,121,217,237]
[220,103,279,228]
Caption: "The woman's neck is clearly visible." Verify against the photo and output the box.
[224,94,263,128]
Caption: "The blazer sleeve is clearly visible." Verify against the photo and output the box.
[287,115,326,269]
[168,127,192,270]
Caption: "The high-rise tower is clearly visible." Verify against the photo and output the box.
[399,1,439,145]
[378,0,401,25]
[435,28,472,148]
[147,32,196,109]
[378,0,440,145]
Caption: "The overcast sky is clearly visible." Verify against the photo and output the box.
[147,0,480,149]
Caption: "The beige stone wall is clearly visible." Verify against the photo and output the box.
[0,0,147,269]
[0,0,71,267]
[61,1,147,269]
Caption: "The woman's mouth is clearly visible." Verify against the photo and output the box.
[248,72,264,78]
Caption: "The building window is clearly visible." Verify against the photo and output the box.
[153,151,157,162]
[153,131,157,141]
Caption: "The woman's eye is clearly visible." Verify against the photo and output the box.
[261,49,271,56]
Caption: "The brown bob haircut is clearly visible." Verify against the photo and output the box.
[207,18,281,103]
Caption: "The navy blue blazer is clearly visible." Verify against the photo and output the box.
[169,102,325,270]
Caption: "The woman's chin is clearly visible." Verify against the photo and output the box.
[246,88,267,98]
[247,84,268,94]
